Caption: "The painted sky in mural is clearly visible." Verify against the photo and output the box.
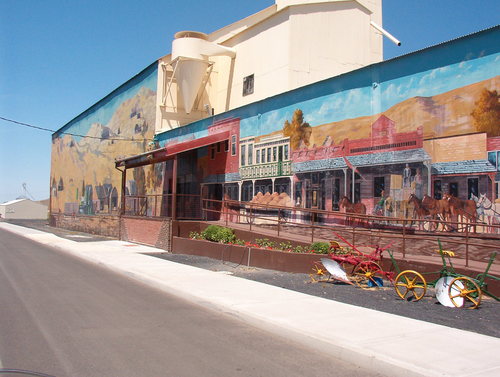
[58,66,157,143]
[239,52,500,138]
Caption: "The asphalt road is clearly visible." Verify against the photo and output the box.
[0,228,382,377]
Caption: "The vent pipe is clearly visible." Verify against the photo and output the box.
[171,31,236,114]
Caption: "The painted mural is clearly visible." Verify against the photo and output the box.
[50,64,158,215]
[51,27,500,233]
[154,27,500,232]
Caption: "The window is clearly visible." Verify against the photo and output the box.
[261,149,266,163]
[224,140,229,152]
[231,135,236,156]
[294,182,302,207]
[374,177,385,197]
[273,147,277,162]
[434,180,442,200]
[240,144,246,166]
[332,178,340,211]
[256,149,260,164]
[267,148,271,163]
[248,144,253,165]
[354,183,361,203]
[467,178,478,199]
[284,145,289,160]
[488,151,500,171]
[243,74,254,96]
[210,145,215,160]
[217,143,221,153]
[449,182,459,197]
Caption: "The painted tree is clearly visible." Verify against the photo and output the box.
[471,88,500,137]
[283,109,312,150]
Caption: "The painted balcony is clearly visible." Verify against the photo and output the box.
[239,161,292,179]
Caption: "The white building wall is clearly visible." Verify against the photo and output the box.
[288,2,376,89]
[155,0,383,133]
[221,9,292,110]
[0,200,48,220]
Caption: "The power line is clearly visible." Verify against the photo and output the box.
[0,116,154,142]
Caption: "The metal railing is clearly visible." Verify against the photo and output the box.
[205,198,500,267]
[123,194,500,267]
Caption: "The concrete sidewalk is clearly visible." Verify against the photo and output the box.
[1,222,499,377]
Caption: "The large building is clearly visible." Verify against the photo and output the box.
[0,199,48,220]
[50,0,500,234]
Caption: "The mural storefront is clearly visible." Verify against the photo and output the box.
[50,63,159,216]
[152,27,499,232]
[53,26,500,235]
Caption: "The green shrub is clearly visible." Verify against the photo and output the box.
[201,225,236,244]
[278,242,292,252]
[292,245,306,253]
[255,238,277,249]
[309,242,330,254]
[189,231,202,240]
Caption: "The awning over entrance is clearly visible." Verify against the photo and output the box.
[346,148,431,167]
[431,159,496,175]
[115,131,230,169]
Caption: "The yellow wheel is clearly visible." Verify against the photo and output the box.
[352,261,383,287]
[448,277,482,309]
[394,270,427,301]
[309,263,327,283]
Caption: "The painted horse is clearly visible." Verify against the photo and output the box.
[444,194,477,232]
[407,194,431,230]
[339,196,366,226]
[474,193,500,233]
[339,196,366,215]
[422,194,451,231]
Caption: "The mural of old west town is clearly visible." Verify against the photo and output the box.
[152,30,500,233]
[51,28,500,235]
[50,63,160,216]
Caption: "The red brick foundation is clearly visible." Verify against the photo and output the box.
[120,216,172,251]
[50,213,120,238]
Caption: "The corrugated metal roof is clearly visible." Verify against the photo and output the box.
[292,157,348,173]
[384,25,500,63]
[347,148,431,167]
[432,160,497,175]
[0,199,28,206]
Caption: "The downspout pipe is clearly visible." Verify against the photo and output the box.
[370,21,401,46]
[115,165,126,216]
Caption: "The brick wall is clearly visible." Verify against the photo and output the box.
[50,213,120,238]
[50,214,172,251]
[120,216,172,251]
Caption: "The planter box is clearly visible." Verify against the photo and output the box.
[172,236,323,273]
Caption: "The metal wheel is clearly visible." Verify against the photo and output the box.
[448,276,482,309]
[309,263,327,283]
[352,261,383,287]
[394,270,427,301]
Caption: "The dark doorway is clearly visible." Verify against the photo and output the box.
[467,178,479,200]
[204,184,223,220]
[449,182,459,197]
[434,180,442,200]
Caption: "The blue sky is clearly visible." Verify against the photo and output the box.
[240,52,500,137]
[1,0,499,202]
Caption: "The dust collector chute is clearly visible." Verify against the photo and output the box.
[171,31,236,114]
